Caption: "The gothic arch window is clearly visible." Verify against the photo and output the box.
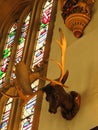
[0,0,58,130]
[0,8,32,130]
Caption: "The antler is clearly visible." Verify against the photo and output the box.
[13,61,42,106]
[0,28,67,106]
[0,61,42,106]
[42,28,67,86]
[15,83,42,106]
[39,77,68,88]
[0,79,42,106]
[56,28,67,82]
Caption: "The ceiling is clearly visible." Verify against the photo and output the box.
[0,0,33,27]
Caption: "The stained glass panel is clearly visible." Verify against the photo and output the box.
[20,115,34,130]
[0,98,13,130]
[32,0,53,70]
[11,12,31,80]
[15,12,31,64]
[0,23,17,86]
[20,80,39,130]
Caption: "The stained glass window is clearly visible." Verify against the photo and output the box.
[0,0,57,129]
[0,12,31,130]
[11,12,31,79]
[20,0,54,129]
[0,23,17,86]
[15,12,31,64]
[20,80,39,130]
[32,0,53,70]
[0,98,13,130]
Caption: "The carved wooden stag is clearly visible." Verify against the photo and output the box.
[40,28,81,120]
[42,71,81,120]
[0,28,80,120]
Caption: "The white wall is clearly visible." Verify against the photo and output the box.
[39,1,98,130]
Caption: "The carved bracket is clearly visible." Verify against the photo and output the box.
[61,0,95,38]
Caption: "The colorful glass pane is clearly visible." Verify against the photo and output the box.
[20,115,34,130]
[0,23,17,86]
[0,98,13,130]
[15,13,31,64]
[20,80,39,130]
[11,13,31,79]
[32,0,53,70]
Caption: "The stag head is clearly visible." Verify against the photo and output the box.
[40,28,80,120]
[42,70,69,114]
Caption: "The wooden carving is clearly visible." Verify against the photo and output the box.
[42,71,80,120]
[0,28,81,120]
[60,0,95,38]
[41,28,81,120]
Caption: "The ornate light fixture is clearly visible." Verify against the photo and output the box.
[61,0,95,38]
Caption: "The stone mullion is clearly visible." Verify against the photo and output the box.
[12,99,23,130]
[7,99,18,130]
[7,99,23,130]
